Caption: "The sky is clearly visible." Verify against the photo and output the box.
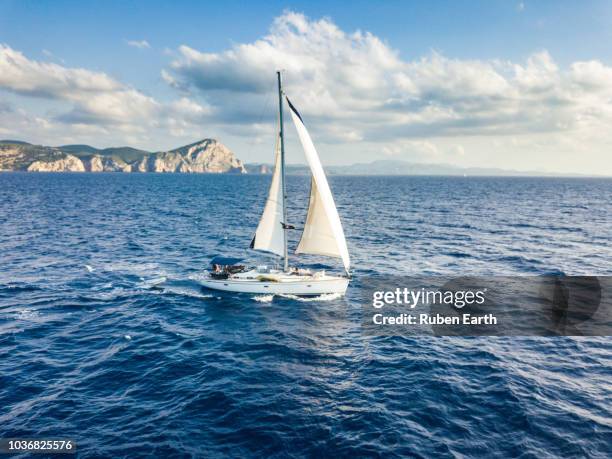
[1,0,612,174]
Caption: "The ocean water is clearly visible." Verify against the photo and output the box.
[0,173,611,458]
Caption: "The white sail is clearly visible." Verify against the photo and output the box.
[250,136,285,257]
[286,97,350,273]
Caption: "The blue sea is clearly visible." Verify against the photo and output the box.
[1,173,611,458]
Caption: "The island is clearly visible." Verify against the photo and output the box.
[0,139,247,173]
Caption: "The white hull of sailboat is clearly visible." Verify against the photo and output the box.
[198,276,349,296]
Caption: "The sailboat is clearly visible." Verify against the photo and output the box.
[198,72,351,296]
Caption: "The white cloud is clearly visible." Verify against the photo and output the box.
[126,39,150,49]
[1,12,612,173]
[163,11,612,152]
[570,60,612,92]
[0,43,215,147]
[0,43,161,127]
[382,140,440,159]
[0,44,121,98]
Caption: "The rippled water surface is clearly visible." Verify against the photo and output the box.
[1,173,611,457]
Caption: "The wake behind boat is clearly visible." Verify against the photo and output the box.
[198,72,351,296]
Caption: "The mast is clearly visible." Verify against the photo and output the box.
[277,71,289,272]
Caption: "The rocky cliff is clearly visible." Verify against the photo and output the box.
[28,155,86,172]
[0,139,247,173]
[150,140,246,173]
[84,155,132,172]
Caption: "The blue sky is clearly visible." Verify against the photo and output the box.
[1,0,611,173]
[4,1,612,64]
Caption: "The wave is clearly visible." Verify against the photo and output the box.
[2,174,610,457]
[279,292,343,302]
[250,292,344,303]
[137,276,167,289]
[101,261,162,276]
[161,286,214,300]
[13,308,41,320]
[252,294,274,303]
[0,284,41,293]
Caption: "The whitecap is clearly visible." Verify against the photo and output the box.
[138,276,167,289]
[103,261,160,275]
[279,292,343,302]
[15,309,40,320]
[163,286,213,299]
[188,273,208,282]
[147,276,167,286]
[253,294,274,303]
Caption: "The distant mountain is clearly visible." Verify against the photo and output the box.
[1,139,594,176]
[0,139,31,145]
[246,159,592,177]
[244,162,310,175]
[59,144,102,155]
[0,141,72,171]
[329,160,598,176]
[0,139,246,173]
[329,160,531,176]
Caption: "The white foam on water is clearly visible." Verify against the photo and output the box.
[163,286,213,299]
[15,309,40,320]
[279,292,343,302]
[137,276,167,289]
[103,261,160,275]
[87,287,129,301]
[188,273,208,282]
[253,294,274,303]
[147,276,167,286]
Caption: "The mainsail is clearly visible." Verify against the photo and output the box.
[286,97,351,273]
[250,135,285,257]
